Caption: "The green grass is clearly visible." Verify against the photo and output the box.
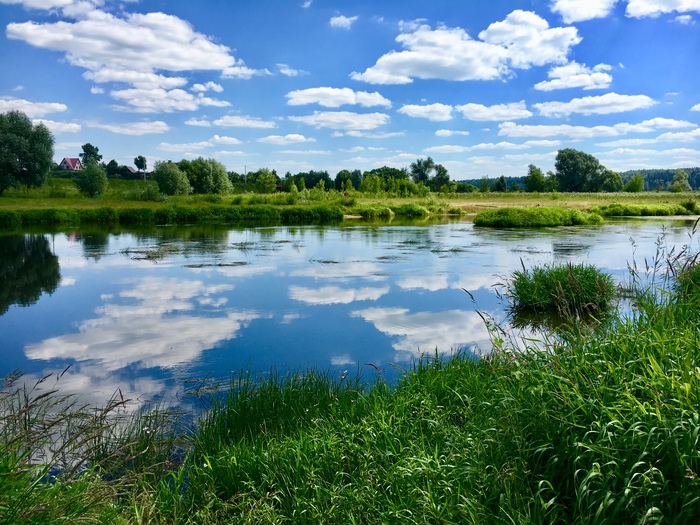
[473,207,604,227]
[590,203,694,217]
[507,262,619,318]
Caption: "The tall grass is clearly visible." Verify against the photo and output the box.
[591,203,693,217]
[474,207,603,227]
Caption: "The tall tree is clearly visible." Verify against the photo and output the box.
[554,148,605,192]
[669,169,692,192]
[430,164,450,192]
[153,161,191,196]
[0,110,54,195]
[624,173,645,193]
[134,155,147,180]
[79,143,102,165]
[409,157,435,184]
[524,164,546,192]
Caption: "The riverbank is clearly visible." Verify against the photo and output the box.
[1,179,699,228]
[2,248,699,524]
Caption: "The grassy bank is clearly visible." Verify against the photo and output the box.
[2,246,700,524]
[2,179,699,227]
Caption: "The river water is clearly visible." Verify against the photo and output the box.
[1,218,696,412]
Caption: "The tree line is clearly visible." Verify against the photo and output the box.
[2,110,698,198]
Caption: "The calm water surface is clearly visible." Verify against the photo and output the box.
[1,219,696,412]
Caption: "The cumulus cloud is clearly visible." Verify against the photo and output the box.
[456,101,532,121]
[0,0,76,8]
[550,0,620,23]
[398,103,453,121]
[692,103,700,111]
[286,87,391,108]
[258,134,316,145]
[32,119,81,133]
[277,64,308,77]
[626,0,700,18]
[158,135,241,152]
[6,9,257,113]
[535,62,613,91]
[435,130,470,137]
[534,92,657,116]
[87,120,169,135]
[351,10,580,84]
[191,82,224,93]
[0,97,67,117]
[330,15,358,29]
[212,115,277,128]
[288,111,390,131]
[289,285,388,305]
[499,117,695,139]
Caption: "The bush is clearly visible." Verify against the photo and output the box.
[390,203,429,217]
[474,207,603,227]
[507,262,618,317]
[350,204,394,219]
[591,203,692,217]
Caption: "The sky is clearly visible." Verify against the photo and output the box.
[1,0,699,180]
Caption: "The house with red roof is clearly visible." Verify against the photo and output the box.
[59,158,83,171]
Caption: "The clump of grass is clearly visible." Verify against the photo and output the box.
[390,203,430,217]
[350,204,394,219]
[591,203,692,217]
[507,261,618,318]
[474,207,603,227]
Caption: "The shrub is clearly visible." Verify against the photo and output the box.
[507,262,618,317]
[390,203,429,217]
[350,204,394,219]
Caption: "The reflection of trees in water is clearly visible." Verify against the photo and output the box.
[0,235,61,315]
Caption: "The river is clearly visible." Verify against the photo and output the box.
[1,218,696,413]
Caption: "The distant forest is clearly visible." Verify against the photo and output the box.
[459,167,700,192]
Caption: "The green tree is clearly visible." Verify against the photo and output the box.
[524,164,546,192]
[74,160,108,197]
[430,164,450,192]
[254,168,278,194]
[154,161,191,196]
[624,173,645,193]
[79,143,102,165]
[134,155,147,180]
[479,176,491,193]
[409,157,435,183]
[493,175,507,193]
[555,148,605,192]
[669,169,692,192]
[0,110,54,195]
[182,157,232,194]
[359,173,382,194]
[105,159,121,178]
[599,170,623,192]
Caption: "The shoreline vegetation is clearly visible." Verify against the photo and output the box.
[1,179,700,229]
[2,245,700,523]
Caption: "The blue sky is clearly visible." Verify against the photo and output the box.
[1,0,699,180]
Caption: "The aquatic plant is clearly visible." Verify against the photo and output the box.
[474,207,603,227]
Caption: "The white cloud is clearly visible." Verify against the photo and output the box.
[535,62,613,91]
[32,119,81,133]
[212,115,277,128]
[277,64,308,77]
[302,1,312,8]
[6,9,262,113]
[0,97,67,117]
[88,120,169,135]
[435,130,470,137]
[398,103,453,121]
[191,81,224,93]
[0,0,76,8]
[626,0,700,18]
[110,87,230,113]
[258,134,316,145]
[330,15,359,29]
[158,135,241,152]
[692,103,700,111]
[534,92,657,116]
[456,101,532,121]
[674,14,696,23]
[289,111,390,131]
[499,117,695,139]
[352,10,580,84]
[278,149,330,155]
[423,145,469,154]
[286,87,391,108]
[185,118,211,127]
[550,0,619,23]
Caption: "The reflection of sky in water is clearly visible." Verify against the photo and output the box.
[1,219,697,411]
